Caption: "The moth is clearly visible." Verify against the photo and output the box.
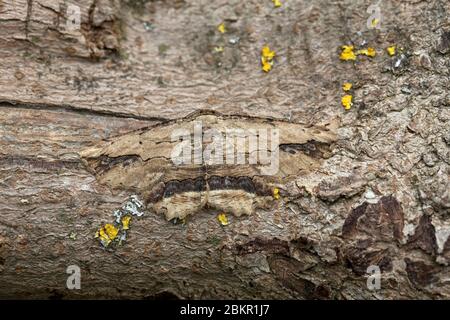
[80,111,338,221]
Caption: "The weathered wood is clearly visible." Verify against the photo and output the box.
[0,0,449,299]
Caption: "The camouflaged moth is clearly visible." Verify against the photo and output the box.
[80,111,338,221]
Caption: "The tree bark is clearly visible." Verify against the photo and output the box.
[0,0,449,299]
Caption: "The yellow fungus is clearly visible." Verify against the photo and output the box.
[371,18,379,28]
[262,62,272,72]
[387,46,396,56]
[217,23,226,34]
[342,82,352,91]
[262,46,275,60]
[105,224,118,239]
[98,228,111,246]
[339,45,356,61]
[273,187,280,200]
[357,47,376,57]
[96,223,119,247]
[261,46,275,72]
[261,57,273,72]
[217,213,229,226]
[272,0,282,8]
[341,95,353,110]
[98,229,110,246]
[367,47,376,57]
[122,216,131,230]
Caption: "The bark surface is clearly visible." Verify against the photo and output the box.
[0,0,449,299]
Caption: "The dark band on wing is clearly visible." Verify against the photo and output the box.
[146,176,273,203]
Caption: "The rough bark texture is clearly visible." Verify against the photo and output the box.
[0,0,449,299]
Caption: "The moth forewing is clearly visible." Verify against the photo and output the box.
[80,112,338,221]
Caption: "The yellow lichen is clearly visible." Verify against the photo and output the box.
[342,82,352,91]
[122,216,131,230]
[104,224,119,239]
[367,47,376,57]
[261,46,276,72]
[262,63,272,72]
[387,46,396,56]
[95,223,119,247]
[340,45,356,61]
[261,58,273,72]
[341,95,353,110]
[357,47,376,57]
[371,18,379,28]
[217,23,226,34]
[273,187,280,200]
[272,0,282,8]
[262,46,275,60]
[217,213,229,226]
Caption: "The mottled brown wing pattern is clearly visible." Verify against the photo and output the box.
[80,111,338,220]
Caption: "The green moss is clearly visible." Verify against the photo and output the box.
[158,43,169,56]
